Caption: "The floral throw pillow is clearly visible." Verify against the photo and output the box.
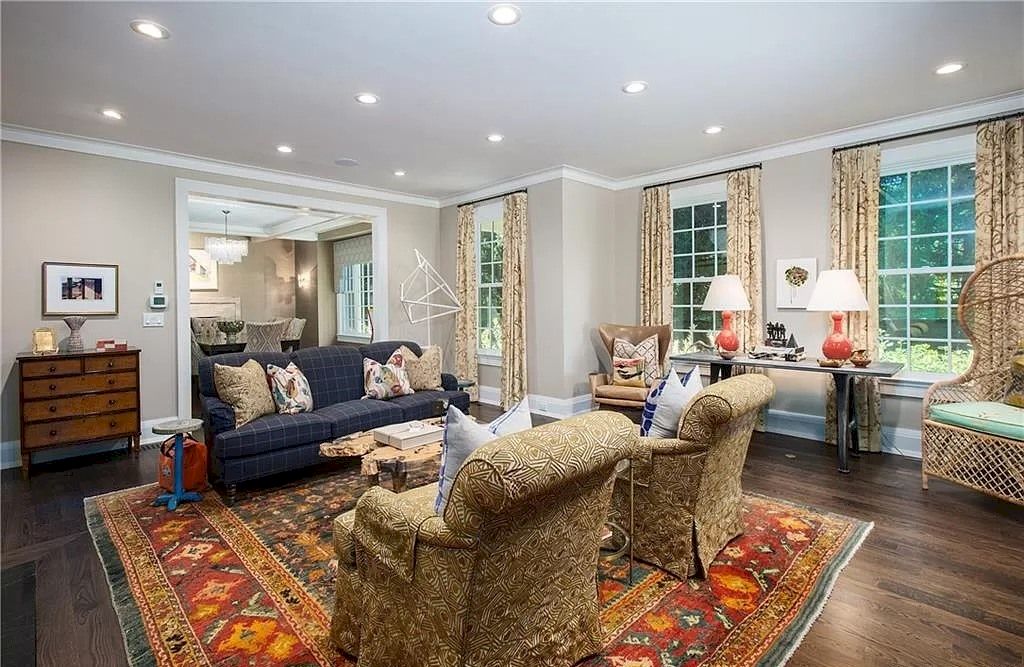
[266,362,314,414]
[613,335,661,386]
[364,355,414,399]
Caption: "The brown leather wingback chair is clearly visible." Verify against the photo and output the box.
[589,323,672,410]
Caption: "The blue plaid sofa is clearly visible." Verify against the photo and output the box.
[198,340,469,492]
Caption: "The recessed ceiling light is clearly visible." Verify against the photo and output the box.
[129,19,170,40]
[488,4,521,25]
[394,170,406,177]
[935,62,964,75]
[704,125,724,135]
[487,134,504,143]
[334,157,359,167]
[622,81,648,94]
[276,144,293,154]
[354,92,380,105]
[101,108,124,120]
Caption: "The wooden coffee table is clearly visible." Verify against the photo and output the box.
[320,418,444,493]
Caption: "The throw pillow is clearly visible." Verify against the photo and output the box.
[647,367,704,439]
[213,359,276,427]
[395,345,443,391]
[266,362,314,414]
[640,367,696,436]
[612,357,647,387]
[363,356,414,399]
[613,335,661,386]
[1005,341,1024,408]
[433,399,533,514]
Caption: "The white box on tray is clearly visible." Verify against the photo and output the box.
[372,421,444,450]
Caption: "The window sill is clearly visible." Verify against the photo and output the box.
[478,352,502,367]
[337,334,371,343]
[878,371,952,399]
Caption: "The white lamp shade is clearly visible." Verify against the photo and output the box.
[701,274,751,311]
[805,269,869,311]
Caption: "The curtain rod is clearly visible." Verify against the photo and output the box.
[642,163,762,191]
[457,188,527,209]
[833,109,1023,154]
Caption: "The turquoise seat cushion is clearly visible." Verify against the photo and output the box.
[929,401,1024,441]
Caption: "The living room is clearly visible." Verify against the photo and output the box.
[1,3,1022,666]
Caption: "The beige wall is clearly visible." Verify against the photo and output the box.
[293,240,319,349]
[0,141,440,454]
[188,232,296,322]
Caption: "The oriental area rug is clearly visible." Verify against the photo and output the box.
[85,466,871,667]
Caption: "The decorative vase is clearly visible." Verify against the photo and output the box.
[850,349,871,368]
[63,316,87,353]
[217,320,245,344]
[821,311,852,361]
[714,310,740,359]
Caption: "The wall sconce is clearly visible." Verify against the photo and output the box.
[296,272,311,289]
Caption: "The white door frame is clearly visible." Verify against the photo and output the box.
[173,178,389,417]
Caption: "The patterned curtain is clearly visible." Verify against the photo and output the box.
[825,146,882,451]
[501,193,528,408]
[640,185,673,328]
[454,204,478,401]
[975,116,1024,262]
[726,167,765,430]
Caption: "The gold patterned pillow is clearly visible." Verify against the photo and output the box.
[613,335,660,386]
[394,345,443,391]
[213,359,276,427]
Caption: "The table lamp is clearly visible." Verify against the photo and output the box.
[701,274,751,359]
[805,269,869,363]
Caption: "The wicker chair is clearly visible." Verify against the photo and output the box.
[921,254,1024,506]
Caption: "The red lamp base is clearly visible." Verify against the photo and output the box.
[821,311,853,361]
[715,310,740,359]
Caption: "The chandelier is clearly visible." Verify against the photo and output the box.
[204,209,249,265]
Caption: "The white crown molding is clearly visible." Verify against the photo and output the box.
[6,92,1021,211]
[0,124,442,209]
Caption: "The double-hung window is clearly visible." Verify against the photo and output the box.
[476,201,504,357]
[878,138,975,374]
[335,235,374,339]
[670,184,728,354]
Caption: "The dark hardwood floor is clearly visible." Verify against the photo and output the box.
[2,407,1022,666]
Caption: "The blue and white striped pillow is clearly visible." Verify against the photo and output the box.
[640,366,695,436]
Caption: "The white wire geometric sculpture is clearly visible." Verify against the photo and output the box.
[399,249,462,346]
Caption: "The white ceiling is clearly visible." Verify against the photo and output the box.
[188,195,366,241]
[3,2,1022,200]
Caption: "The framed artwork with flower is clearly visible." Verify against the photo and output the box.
[776,258,817,309]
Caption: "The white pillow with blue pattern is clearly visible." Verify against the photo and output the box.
[433,398,533,514]
[640,367,701,438]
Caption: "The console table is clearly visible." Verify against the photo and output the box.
[670,352,903,473]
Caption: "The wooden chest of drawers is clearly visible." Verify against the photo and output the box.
[17,348,141,476]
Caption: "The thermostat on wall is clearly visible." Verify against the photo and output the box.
[149,294,168,310]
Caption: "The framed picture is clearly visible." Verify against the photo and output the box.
[776,258,817,309]
[42,262,119,316]
[189,249,219,291]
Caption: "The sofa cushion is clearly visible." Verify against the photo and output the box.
[359,340,422,364]
[292,346,364,408]
[198,351,290,398]
[315,400,406,438]
[214,412,333,460]
[595,384,648,402]
[929,401,1024,441]
[213,359,277,427]
[388,391,469,421]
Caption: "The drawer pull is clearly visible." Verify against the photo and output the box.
[49,429,57,437]
[109,420,117,428]
[48,365,57,372]
[107,361,115,368]
[107,378,116,385]
[49,384,56,391]
[108,399,117,406]
[49,405,57,413]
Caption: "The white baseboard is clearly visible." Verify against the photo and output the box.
[0,416,179,470]
[765,408,921,459]
[477,386,593,420]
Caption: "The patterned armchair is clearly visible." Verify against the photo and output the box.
[609,374,775,579]
[922,254,1024,505]
[331,412,639,667]
[243,320,288,353]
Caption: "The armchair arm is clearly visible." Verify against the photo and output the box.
[923,369,1010,409]
[353,486,474,582]
[589,372,609,396]
[440,372,459,392]
[641,436,709,457]
[201,395,235,437]
[678,375,775,441]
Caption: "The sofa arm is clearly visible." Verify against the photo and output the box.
[201,396,236,437]
[678,375,775,441]
[353,486,474,582]
[441,372,459,392]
